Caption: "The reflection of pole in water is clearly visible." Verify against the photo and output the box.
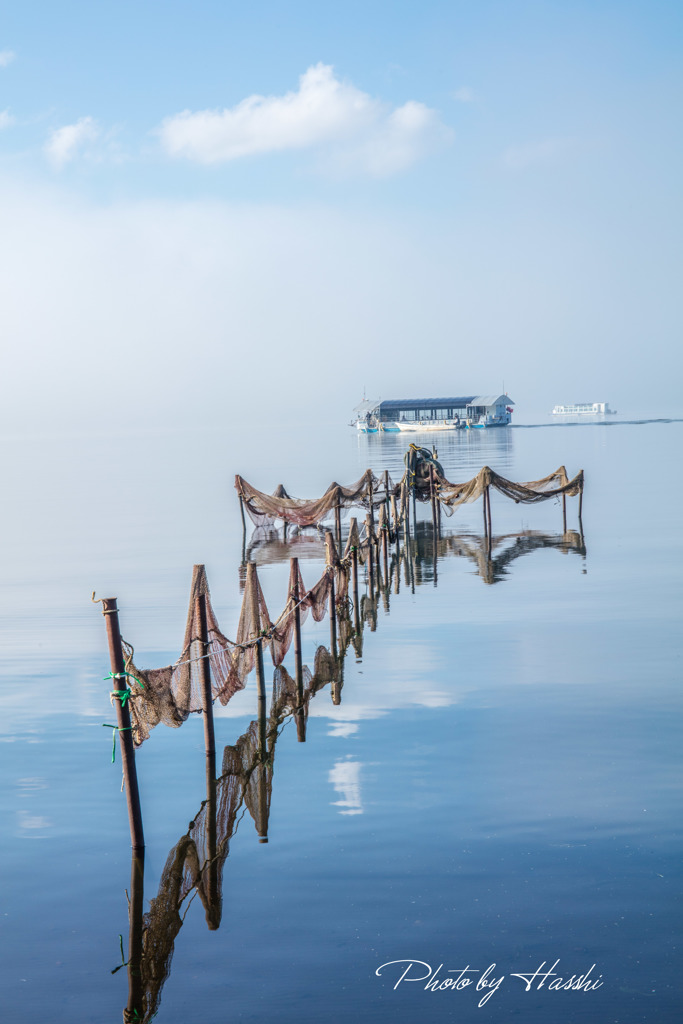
[432,520,438,587]
[125,850,145,1022]
[204,753,219,929]
[331,653,344,706]
[256,762,269,844]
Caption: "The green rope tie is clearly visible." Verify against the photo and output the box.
[111,934,128,974]
[110,687,133,708]
[104,670,144,689]
[102,723,132,763]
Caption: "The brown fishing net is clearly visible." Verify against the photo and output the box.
[235,470,396,528]
[437,465,583,513]
[236,463,582,526]
[123,567,254,746]
[122,556,343,747]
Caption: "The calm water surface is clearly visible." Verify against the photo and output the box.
[0,419,681,1023]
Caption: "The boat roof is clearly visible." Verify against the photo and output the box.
[376,394,514,412]
[469,394,515,407]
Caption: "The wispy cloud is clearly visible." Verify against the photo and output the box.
[453,86,477,103]
[0,109,14,130]
[44,116,100,169]
[0,50,16,68]
[503,136,577,170]
[158,63,451,177]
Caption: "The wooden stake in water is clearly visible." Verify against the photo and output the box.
[101,598,144,852]
[194,573,215,759]
[291,557,305,742]
[246,563,267,759]
[325,531,338,658]
[365,514,375,594]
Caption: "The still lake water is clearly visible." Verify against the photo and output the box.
[1,418,681,1023]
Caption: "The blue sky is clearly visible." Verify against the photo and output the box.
[1,1,682,430]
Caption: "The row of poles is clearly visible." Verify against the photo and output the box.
[104,463,583,854]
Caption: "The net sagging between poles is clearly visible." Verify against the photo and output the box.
[235,470,396,528]
[124,566,254,747]
[123,560,341,748]
[236,464,582,527]
[437,465,583,514]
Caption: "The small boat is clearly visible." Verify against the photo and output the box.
[552,402,617,416]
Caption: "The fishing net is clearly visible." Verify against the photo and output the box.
[123,567,255,747]
[437,465,583,513]
[122,557,341,747]
[235,470,396,528]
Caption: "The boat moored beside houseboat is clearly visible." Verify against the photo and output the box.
[352,395,514,433]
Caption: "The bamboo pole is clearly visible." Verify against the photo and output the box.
[325,531,338,659]
[238,494,247,533]
[194,574,215,759]
[562,492,567,533]
[579,482,584,520]
[379,504,389,581]
[101,598,144,852]
[291,557,305,742]
[384,469,390,517]
[368,475,374,527]
[246,563,267,759]
[365,514,375,594]
[430,464,437,532]
[335,496,342,548]
[486,485,492,537]
[391,493,400,555]
[350,521,360,636]
[403,481,410,540]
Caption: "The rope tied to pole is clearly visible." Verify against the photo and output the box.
[102,723,133,763]
[103,670,144,690]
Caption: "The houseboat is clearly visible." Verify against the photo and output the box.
[352,395,514,433]
[551,402,616,416]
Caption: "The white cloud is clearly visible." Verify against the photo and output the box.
[0,50,16,68]
[0,109,14,130]
[44,117,100,169]
[158,63,450,176]
[453,86,477,103]
[503,136,577,170]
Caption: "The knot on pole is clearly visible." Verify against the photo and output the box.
[102,723,133,763]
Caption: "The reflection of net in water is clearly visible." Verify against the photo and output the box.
[119,512,585,1021]
[133,648,338,1022]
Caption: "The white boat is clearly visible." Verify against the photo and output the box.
[552,402,616,416]
[352,395,514,433]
